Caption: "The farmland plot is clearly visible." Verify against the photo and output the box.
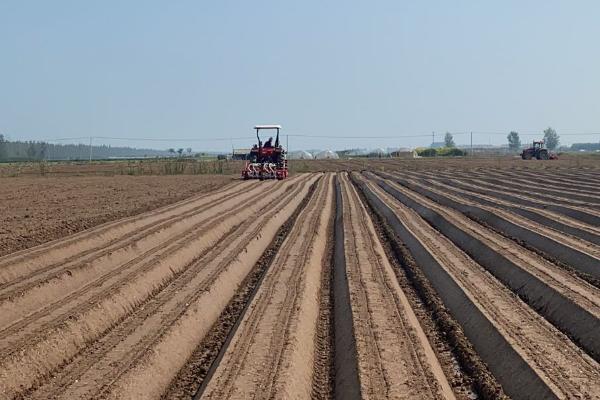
[1,167,599,399]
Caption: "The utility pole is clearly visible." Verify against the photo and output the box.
[431,131,435,147]
[89,136,93,163]
[470,131,473,156]
[286,134,289,169]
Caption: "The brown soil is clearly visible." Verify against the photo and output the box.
[201,174,334,399]
[163,178,321,399]
[362,174,600,398]
[0,175,317,398]
[337,173,455,399]
[0,174,234,257]
[1,163,599,400]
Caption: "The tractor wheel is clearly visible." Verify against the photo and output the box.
[538,150,549,160]
[523,152,532,160]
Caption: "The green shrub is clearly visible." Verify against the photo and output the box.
[417,147,466,157]
[417,148,437,157]
[437,147,467,157]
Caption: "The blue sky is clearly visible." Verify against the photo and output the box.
[1,1,599,151]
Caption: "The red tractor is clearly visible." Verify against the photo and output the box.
[521,140,557,160]
[241,125,289,180]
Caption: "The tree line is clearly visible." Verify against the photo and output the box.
[0,135,171,161]
[443,128,565,152]
[507,127,560,151]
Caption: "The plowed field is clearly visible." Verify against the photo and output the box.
[1,167,599,400]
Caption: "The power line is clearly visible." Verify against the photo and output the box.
[94,136,251,142]
[40,131,600,144]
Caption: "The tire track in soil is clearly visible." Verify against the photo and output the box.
[338,173,455,400]
[199,174,334,400]
[0,175,315,399]
[358,174,600,399]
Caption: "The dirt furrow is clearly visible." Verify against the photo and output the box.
[360,174,600,399]
[199,174,334,400]
[414,170,598,211]
[0,181,283,331]
[416,171,600,227]
[163,178,323,399]
[450,174,600,211]
[407,173,600,242]
[0,182,253,303]
[0,175,315,399]
[338,173,455,399]
[384,172,600,276]
[547,170,600,186]
[0,180,250,285]
[371,174,600,361]
[0,177,292,350]
[477,168,600,192]
[20,176,319,400]
[483,170,600,195]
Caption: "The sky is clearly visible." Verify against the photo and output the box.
[1,0,599,151]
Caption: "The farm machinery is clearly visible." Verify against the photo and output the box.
[241,125,289,180]
[521,140,557,160]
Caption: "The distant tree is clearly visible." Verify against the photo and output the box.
[168,148,176,156]
[571,142,600,151]
[0,134,6,161]
[26,142,37,160]
[39,142,48,160]
[177,148,184,156]
[543,127,559,150]
[507,131,521,151]
[444,132,455,147]
[186,147,192,155]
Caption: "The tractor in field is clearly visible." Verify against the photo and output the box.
[241,125,289,180]
[521,140,557,160]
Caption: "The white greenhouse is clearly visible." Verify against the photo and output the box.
[288,150,314,160]
[314,150,340,159]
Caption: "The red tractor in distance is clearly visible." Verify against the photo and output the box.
[521,140,557,160]
[241,125,289,180]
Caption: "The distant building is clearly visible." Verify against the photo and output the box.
[232,148,250,160]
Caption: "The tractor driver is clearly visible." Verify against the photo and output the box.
[264,137,273,148]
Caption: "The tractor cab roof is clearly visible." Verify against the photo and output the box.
[254,125,282,130]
